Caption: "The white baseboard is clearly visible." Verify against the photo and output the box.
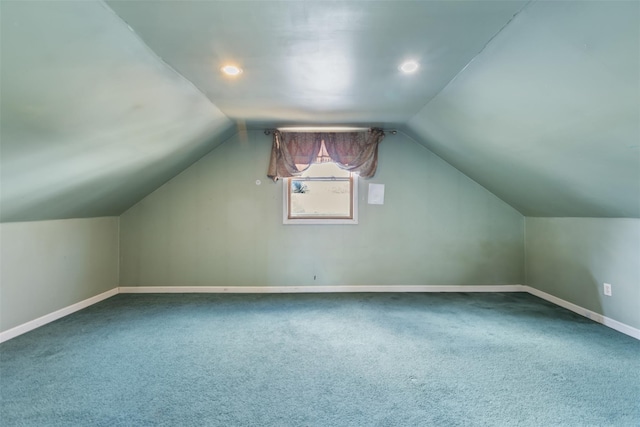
[523,286,640,340]
[118,285,527,294]
[0,288,118,344]
[2,285,637,342]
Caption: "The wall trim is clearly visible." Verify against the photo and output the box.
[2,285,637,342]
[523,286,640,340]
[0,288,118,344]
[118,285,527,294]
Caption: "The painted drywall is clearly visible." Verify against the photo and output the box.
[407,0,640,217]
[0,1,233,222]
[107,0,526,125]
[120,131,523,287]
[0,217,119,332]
[525,218,640,329]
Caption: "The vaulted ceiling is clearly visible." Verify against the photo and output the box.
[1,0,638,221]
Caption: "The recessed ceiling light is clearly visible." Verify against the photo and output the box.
[399,61,419,74]
[221,65,242,76]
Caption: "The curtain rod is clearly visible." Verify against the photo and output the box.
[263,127,397,135]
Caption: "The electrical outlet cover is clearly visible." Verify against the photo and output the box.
[603,283,612,296]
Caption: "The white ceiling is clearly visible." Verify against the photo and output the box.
[1,0,638,220]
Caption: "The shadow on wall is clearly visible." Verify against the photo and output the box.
[527,242,604,316]
[1,119,235,222]
[525,217,640,330]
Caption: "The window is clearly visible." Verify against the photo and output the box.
[283,162,358,224]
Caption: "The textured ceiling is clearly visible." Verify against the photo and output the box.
[1,0,638,221]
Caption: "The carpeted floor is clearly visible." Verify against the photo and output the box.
[1,292,638,426]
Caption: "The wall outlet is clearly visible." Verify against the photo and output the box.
[603,283,612,296]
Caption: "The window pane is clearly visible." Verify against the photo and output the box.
[300,162,350,178]
[290,179,352,218]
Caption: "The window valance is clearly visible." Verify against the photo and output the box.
[267,128,385,181]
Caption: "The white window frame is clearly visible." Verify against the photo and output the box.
[283,172,358,225]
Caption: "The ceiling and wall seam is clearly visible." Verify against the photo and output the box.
[397,130,525,217]
[1,1,237,222]
[404,0,639,218]
[118,126,525,218]
[118,127,241,218]
[100,0,229,119]
[118,128,527,222]
[405,0,533,125]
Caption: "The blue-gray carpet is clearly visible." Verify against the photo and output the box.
[1,292,639,426]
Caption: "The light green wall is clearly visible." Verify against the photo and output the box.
[525,218,640,329]
[0,217,119,332]
[120,131,524,287]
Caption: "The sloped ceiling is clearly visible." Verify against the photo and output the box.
[1,1,638,221]
[0,1,234,222]
[406,1,640,217]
